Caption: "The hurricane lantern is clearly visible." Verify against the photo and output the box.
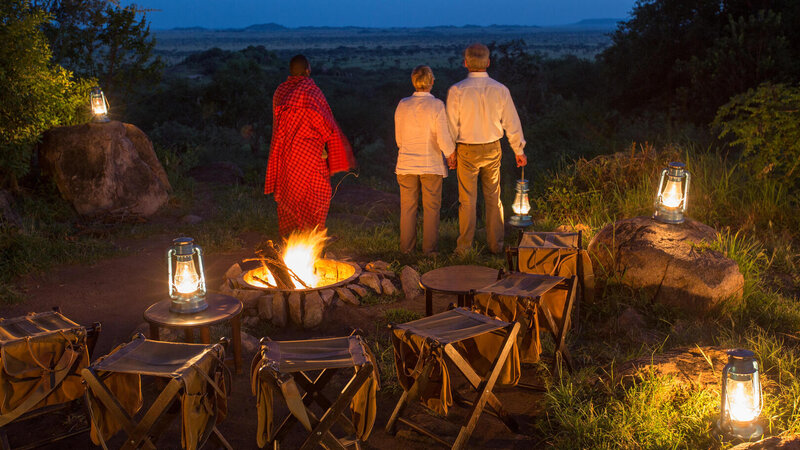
[167,237,208,313]
[717,349,763,440]
[653,161,690,224]
[509,168,533,228]
[90,86,110,123]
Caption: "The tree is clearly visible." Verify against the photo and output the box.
[0,0,91,190]
[36,0,162,108]
[601,0,800,123]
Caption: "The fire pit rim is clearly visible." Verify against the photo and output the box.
[236,258,362,293]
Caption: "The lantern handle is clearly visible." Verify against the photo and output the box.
[655,168,667,204]
[167,248,176,298]
[682,171,690,212]
[194,245,207,296]
[720,361,732,429]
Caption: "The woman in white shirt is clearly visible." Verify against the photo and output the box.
[394,65,455,254]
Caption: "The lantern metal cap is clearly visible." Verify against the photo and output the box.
[172,237,194,246]
[668,161,686,170]
[727,349,756,360]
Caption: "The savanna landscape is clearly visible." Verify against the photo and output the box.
[1,0,799,448]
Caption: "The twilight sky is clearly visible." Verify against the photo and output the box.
[131,0,635,30]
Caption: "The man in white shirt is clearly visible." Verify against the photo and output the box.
[395,65,456,254]
[447,43,527,254]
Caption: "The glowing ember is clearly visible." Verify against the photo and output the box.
[257,227,329,288]
[660,179,683,208]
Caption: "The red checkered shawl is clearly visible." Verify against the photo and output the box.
[264,76,356,235]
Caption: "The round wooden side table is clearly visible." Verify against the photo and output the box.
[144,293,243,374]
[419,265,501,316]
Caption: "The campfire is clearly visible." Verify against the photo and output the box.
[240,228,360,292]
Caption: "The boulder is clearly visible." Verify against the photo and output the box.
[731,435,800,449]
[240,332,260,354]
[39,121,171,217]
[615,346,729,391]
[225,263,242,280]
[381,278,399,296]
[237,290,262,310]
[219,281,234,296]
[366,261,395,277]
[400,266,422,300]
[320,289,335,306]
[287,292,303,326]
[187,161,244,185]
[271,293,288,327]
[348,284,369,298]
[303,292,324,328]
[588,216,743,315]
[258,295,273,320]
[335,287,360,306]
[359,273,382,294]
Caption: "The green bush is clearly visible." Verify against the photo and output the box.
[713,82,800,185]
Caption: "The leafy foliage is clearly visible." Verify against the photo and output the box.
[0,0,91,189]
[713,82,800,184]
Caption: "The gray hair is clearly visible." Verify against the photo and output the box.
[464,43,490,71]
[411,65,434,91]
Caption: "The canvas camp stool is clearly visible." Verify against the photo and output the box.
[386,308,521,450]
[0,309,100,450]
[251,334,378,450]
[81,335,231,450]
[474,272,579,373]
[506,230,594,332]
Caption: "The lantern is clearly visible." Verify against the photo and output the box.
[718,349,763,440]
[90,86,110,123]
[653,161,690,224]
[167,237,208,313]
[509,168,532,228]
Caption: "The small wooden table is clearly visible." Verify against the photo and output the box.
[144,293,243,374]
[419,265,501,316]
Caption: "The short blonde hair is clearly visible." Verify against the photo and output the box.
[464,43,490,71]
[411,65,434,91]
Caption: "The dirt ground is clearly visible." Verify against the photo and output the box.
[0,186,548,449]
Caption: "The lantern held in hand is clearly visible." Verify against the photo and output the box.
[167,237,208,313]
[718,349,763,440]
[653,161,690,224]
[90,86,110,123]
[509,171,533,228]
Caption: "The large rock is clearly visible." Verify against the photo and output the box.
[381,278,399,296]
[588,216,743,315]
[400,266,422,300]
[258,295,273,320]
[271,293,288,327]
[39,121,171,217]
[303,292,324,328]
[731,435,800,449]
[287,292,303,326]
[335,287,360,306]
[359,273,382,294]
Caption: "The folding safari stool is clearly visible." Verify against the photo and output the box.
[473,272,579,372]
[81,334,231,450]
[506,231,594,331]
[0,309,100,450]
[386,307,521,450]
[251,335,379,450]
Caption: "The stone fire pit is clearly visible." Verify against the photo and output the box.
[221,258,403,329]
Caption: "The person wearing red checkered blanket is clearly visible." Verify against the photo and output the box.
[264,55,357,236]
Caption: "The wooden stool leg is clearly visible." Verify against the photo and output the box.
[148,323,160,340]
[231,315,242,374]
[425,289,433,316]
[200,327,211,344]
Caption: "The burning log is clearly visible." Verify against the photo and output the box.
[255,240,295,289]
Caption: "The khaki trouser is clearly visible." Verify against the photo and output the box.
[397,174,443,254]
[456,141,504,254]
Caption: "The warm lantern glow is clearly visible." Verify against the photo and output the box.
[90,86,109,122]
[509,177,533,228]
[512,190,531,215]
[173,259,201,294]
[660,178,684,208]
[727,378,760,422]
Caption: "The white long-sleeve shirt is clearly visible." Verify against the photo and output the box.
[446,72,526,155]
[394,92,455,177]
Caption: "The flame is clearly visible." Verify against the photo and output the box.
[173,260,200,294]
[660,179,683,208]
[512,192,531,215]
[261,227,329,288]
[727,379,760,422]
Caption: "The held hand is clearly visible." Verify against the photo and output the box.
[447,153,457,169]
[515,154,527,167]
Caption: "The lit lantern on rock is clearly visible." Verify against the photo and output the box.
[167,237,208,313]
[90,86,110,123]
[653,161,690,224]
[718,349,763,440]
[509,169,533,228]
